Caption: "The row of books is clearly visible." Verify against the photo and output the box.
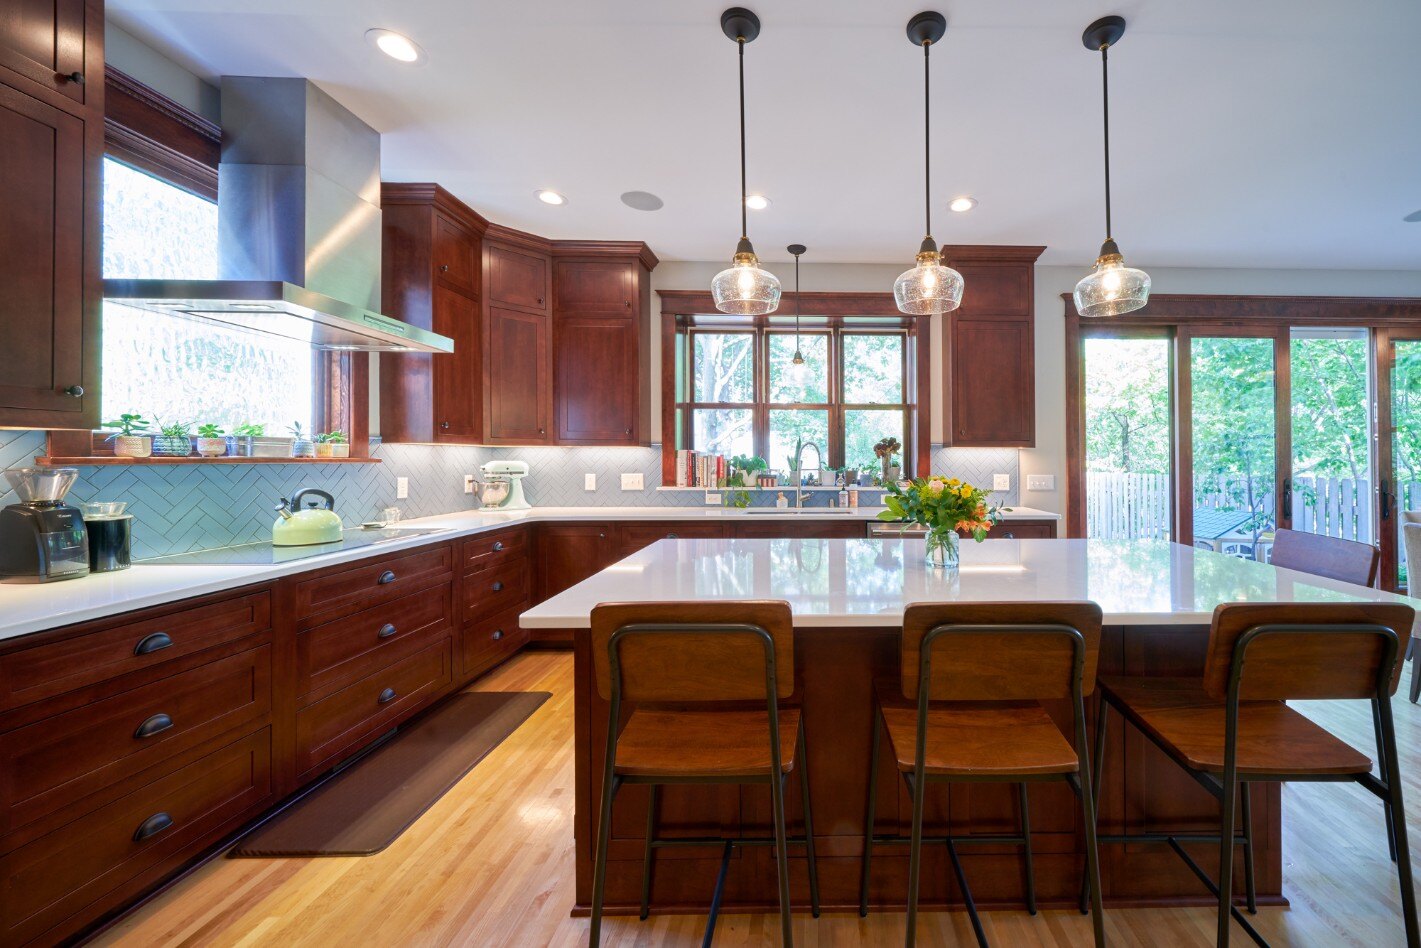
[674,450,728,488]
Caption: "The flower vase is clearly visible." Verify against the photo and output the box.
[925,526,960,570]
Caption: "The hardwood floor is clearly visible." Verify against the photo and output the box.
[95,651,1421,946]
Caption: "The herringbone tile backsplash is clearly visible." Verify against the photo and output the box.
[0,430,1017,559]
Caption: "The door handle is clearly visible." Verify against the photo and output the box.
[134,713,174,739]
[134,632,173,656]
[378,570,396,585]
[133,812,173,842]
[1382,480,1393,520]
[378,623,397,639]
[1282,477,1292,520]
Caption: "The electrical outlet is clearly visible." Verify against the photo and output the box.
[1027,474,1055,491]
[584,472,597,491]
[993,474,1011,491]
[704,492,722,505]
[463,474,475,494]
[396,477,409,499]
[621,472,644,491]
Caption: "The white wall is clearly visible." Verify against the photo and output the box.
[105,23,220,122]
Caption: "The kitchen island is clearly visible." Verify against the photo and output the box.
[519,536,1416,917]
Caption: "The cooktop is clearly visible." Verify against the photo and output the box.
[138,527,451,566]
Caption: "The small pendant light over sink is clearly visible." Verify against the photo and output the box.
[711,8,781,316]
[787,244,809,382]
[1074,15,1151,317]
[893,11,963,316]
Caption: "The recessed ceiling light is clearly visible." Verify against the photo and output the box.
[365,28,425,64]
[621,191,664,211]
[536,189,567,206]
[1405,209,1421,223]
[949,196,977,212]
[745,194,771,210]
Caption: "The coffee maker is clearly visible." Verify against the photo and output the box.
[0,468,90,583]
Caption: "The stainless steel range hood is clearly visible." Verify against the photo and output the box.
[103,77,453,354]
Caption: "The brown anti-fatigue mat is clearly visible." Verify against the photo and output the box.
[229,690,550,857]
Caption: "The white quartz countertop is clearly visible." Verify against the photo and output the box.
[519,537,1417,629]
[0,505,1055,643]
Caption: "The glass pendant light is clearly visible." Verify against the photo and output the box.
[711,8,780,316]
[894,11,963,316]
[786,244,810,383]
[1074,15,1151,317]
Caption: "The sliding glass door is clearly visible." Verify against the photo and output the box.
[1381,332,1421,589]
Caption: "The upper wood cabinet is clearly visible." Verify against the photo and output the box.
[487,243,549,314]
[485,306,550,443]
[554,258,634,315]
[941,247,1045,448]
[0,0,101,430]
[378,184,488,444]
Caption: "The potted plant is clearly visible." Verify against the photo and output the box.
[874,437,903,484]
[289,422,314,458]
[878,476,1004,570]
[194,423,227,457]
[152,420,193,457]
[228,422,263,457]
[103,413,152,458]
[315,430,349,459]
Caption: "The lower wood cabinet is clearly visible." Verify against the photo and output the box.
[536,522,618,601]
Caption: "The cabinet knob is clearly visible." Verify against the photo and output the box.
[439,264,449,272]
[492,541,504,552]
[667,533,678,539]
[133,812,173,842]
[625,428,632,435]
[598,532,606,539]
[134,632,173,656]
[58,71,84,85]
[378,687,398,704]
[63,384,84,397]
[492,629,504,641]
[625,300,632,308]
[440,421,450,429]
[491,581,504,592]
[536,297,544,306]
[378,623,397,639]
[378,570,397,585]
[538,428,545,436]
[134,713,174,739]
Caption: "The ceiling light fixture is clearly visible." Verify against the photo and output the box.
[746,194,771,210]
[948,196,977,212]
[535,189,567,206]
[710,8,780,316]
[1074,15,1151,317]
[893,12,964,316]
[787,243,809,380]
[365,28,425,64]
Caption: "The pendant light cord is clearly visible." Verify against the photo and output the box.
[923,40,932,240]
[794,252,802,343]
[739,37,749,240]
[1101,43,1112,240]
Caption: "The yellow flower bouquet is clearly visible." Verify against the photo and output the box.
[877,476,1003,568]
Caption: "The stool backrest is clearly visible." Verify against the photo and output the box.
[1269,528,1379,587]
[590,600,794,702]
[1203,601,1415,701]
[901,601,1103,701]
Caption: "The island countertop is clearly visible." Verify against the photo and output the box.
[519,536,1416,628]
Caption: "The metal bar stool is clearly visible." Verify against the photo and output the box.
[858,601,1106,948]
[588,600,820,947]
[1090,601,1419,947]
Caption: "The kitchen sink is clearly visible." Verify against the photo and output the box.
[744,507,858,515]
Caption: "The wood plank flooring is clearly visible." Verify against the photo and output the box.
[94,651,1421,946]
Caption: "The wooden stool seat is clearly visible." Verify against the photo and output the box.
[1098,675,1372,775]
[880,702,1078,776]
[614,708,802,778]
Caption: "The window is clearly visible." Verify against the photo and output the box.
[678,324,912,474]
[101,157,314,433]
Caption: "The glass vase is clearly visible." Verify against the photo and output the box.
[925,527,960,570]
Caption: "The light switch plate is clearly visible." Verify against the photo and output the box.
[463,474,475,494]
[621,473,644,491]
[584,473,597,491]
[396,477,409,499]
[1027,474,1055,491]
[993,474,1011,491]
[704,492,722,505]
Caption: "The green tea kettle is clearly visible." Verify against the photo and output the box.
[273,488,343,546]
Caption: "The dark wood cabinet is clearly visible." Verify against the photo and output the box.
[554,258,633,315]
[555,316,638,443]
[536,523,618,602]
[485,306,551,443]
[488,242,549,314]
[942,247,1045,448]
[0,0,101,430]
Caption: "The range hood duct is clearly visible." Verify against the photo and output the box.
[104,76,452,354]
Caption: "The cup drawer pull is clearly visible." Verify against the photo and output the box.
[133,811,173,842]
[492,541,504,552]
[378,687,398,704]
[492,629,504,641]
[491,581,504,592]
[134,713,174,739]
[134,632,173,656]
[378,570,397,585]
[378,623,398,639]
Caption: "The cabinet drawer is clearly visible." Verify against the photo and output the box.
[293,545,454,622]
[461,606,528,680]
[462,559,529,626]
[433,214,478,296]
[0,728,272,947]
[0,591,271,711]
[2,645,270,836]
[295,639,453,778]
[297,583,452,701]
[461,527,527,574]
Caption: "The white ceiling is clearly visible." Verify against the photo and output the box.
[108,0,1421,269]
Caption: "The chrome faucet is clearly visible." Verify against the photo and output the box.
[791,439,822,509]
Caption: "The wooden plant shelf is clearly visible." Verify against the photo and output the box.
[35,456,381,466]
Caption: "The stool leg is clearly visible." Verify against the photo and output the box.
[1217,778,1238,948]
[1018,783,1037,916]
[1239,782,1257,914]
[1079,696,1108,916]
[906,769,927,948]
[1374,698,1400,862]
[798,722,821,918]
[639,784,658,920]
[772,769,794,946]
[1377,693,1421,947]
[591,771,621,948]
[860,705,882,918]
[1074,695,1106,948]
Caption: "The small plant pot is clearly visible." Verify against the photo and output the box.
[858,472,876,488]
[251,437,294,458]
[329,443,350,458]
[226,435,254,457]
[292,438,315,458]
[113,435,152,459]
[152,436,192,457]
[194,437,227,458]
[314,443,334,458]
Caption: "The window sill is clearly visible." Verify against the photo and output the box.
[34,455,381,466]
